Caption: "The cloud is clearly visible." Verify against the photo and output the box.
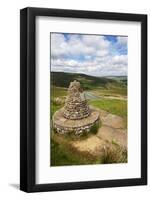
[51,34,109,58]
[117,36,127,46]
[51,33,128,76]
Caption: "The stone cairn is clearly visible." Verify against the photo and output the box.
[63,80,90,120]
[52,80,100,135]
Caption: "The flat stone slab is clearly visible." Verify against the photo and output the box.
[71,126,127,157]
[97,126,127,148]
[53,108,99,128]
[101,113,124,129]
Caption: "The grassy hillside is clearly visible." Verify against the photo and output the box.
[105,76,127,86]
[50,71,127,166]
[51,71,127,90]
[51,71,127,96]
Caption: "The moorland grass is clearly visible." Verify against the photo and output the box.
[95,87,127,96]
[51,71,118,90]
[51,103,62,118]
[50,73,127,166]
[51,86,67,98]
[51,136,100,166]
[51,134,127,166]
[90,99,127,128]
[101,146,127,164]
[89,99,127,118]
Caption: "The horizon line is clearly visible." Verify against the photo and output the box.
[50,70,127,77]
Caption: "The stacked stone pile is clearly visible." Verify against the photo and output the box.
[52,80,100,135]
[63,80,90,120]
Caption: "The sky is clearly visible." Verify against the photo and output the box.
[51,33,128,77]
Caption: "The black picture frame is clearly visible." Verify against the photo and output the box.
[20,7,147,192]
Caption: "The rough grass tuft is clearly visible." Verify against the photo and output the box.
[101,146,127,164]
[51,136,99,166]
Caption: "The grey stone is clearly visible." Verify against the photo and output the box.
[52,80,100,135]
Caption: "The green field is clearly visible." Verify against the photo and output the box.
[50,72,127,166]
[89,99,127,118]
[51,86,67,98]
[51,86,67,117]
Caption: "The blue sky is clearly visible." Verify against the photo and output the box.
[105,35,127,56]
[51,33,128,76]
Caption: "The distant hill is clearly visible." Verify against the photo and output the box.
[105,76,127,86]
[51,71,127,90]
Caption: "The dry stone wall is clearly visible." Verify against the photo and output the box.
[53,117,100,135]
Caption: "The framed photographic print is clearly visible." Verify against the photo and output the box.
[20,7,147,192]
